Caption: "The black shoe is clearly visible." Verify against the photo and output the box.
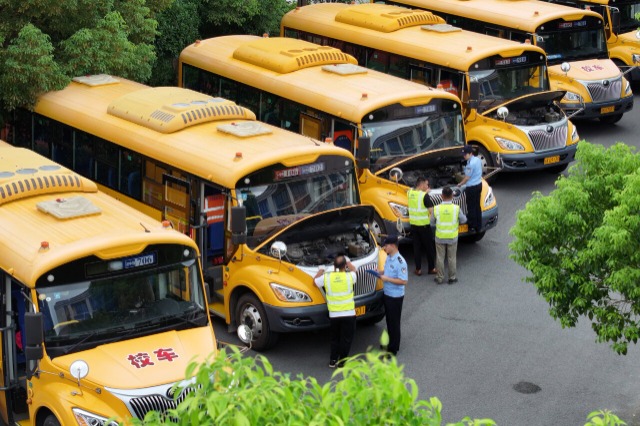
[329,360,337,368]
[448,278,458,284]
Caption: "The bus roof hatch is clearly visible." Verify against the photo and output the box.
[336,4,445,33]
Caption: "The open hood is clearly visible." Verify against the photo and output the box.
[255,205,374,250]
[482,90,566,116]
[373,146,464,178]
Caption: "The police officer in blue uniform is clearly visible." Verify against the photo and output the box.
[378,235,408,356]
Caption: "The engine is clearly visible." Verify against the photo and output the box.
[283,228,375,267]
[490,104,563,126]
[402,164,463,189]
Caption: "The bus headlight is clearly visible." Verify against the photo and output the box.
[270,283,311,302]
[495,137,524,151]
[72,408,119,426]
[483,187,495,208]
[388,202,409,218]
[571,124,579,142]
[624,79,632,95]
[562,91,582,103]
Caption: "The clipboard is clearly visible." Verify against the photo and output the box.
[364,269,381,278]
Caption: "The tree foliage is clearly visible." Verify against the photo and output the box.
[0,0,171,110]
[198,0,295,38]
[510,141,640,354]
[132,348,496,426]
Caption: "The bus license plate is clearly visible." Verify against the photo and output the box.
[601,106,615,114]
[544,155,560,165]
[355,306,366,316]
[459,223,468,233]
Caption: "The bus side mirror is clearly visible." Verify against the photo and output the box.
[468,80,479,109]
[24,313,43,362]
[231,206,247,245]
[610,8,620,34]
[535,36,546,51]
[356,136,371,169]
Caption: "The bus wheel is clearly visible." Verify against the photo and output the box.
[236,293,278,351]
[43,414,61,426]
[472,144,495,181]
[461,231,485,243]
[370,213,386,244]
[599,114,623,124]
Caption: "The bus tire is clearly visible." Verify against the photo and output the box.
[599,113,623,124]
[471,143,495,182]
[43,414,61,426]
[236,293,278,351]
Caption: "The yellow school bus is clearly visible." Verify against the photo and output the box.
[280,3,581,175]
[541,0,640,80]
[378,0,634,123]
[2,75,384,351]
[0,143,214,424]
[178,35,498,242]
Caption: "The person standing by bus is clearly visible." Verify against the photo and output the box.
[378,235,408,357]
[431,186,467,284]
[458,145,482,233]
[407,176,436,276]
[314,254,358,368]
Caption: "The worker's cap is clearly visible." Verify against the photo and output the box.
[382,235,399,246]
[462,145,474,154]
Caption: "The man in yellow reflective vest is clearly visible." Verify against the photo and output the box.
[430,186,467,285]
[407,176,436,276]
[314,254,358,368]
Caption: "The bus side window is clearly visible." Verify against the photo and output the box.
[203,186,225,262]
[121,150,143,200]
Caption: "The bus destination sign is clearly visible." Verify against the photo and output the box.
[274,163,325,181]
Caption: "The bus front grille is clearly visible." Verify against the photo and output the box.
[355,261,378,296]
[585,78,622,103]
[129,386,196,419]
[528,124,568,152]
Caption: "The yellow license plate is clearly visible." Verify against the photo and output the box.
[459,223,468,233]
[544,155,560,165]
[601,106,615,114]
[355,306,366,316]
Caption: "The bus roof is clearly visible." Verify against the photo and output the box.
[0,143,198,287]
[391,0,604,32]
[281,3,547,71]
[180,35,460,123]
[33,76,353,189]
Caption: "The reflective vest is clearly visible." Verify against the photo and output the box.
[434,203,460,239]
[407,188,430,226]
[324,272,355,313]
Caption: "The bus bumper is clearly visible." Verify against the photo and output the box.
[499,143,577,171]
[562,96,633,120]
[263,289,385,333]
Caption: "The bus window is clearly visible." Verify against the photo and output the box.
[94,138,118,189]
[220,76,238,100]
[75,131,95,178]
[333,120,354,152]
[52,124,74,170]
[121,150,143,200]
[389,54,410,79]
[282,99,303,132]
[6,109,32,149]
[261,93,281,125]
[237,82,260,114]
[33,115,54,157]
[367,50,389,72]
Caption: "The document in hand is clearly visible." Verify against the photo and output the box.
[364,269,381,278]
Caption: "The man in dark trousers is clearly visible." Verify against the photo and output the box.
[407,175,436,276]
[458,145,483,233]
[378,235,408,357]
[314,254,358,368]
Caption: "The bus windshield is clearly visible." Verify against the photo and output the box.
[238,158,358,248]
[541,28,607,62]
[363,111,465,172]
[619,2,640,33]
[38,259,207,357]
[470,63,549,110]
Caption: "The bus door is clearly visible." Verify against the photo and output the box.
[201,184,226,306]
[0,275,30,424]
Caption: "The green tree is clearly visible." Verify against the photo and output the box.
[198,0,295,38]
[510,141,640,355]
[133,348,496,426]
[0,0,171,110]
